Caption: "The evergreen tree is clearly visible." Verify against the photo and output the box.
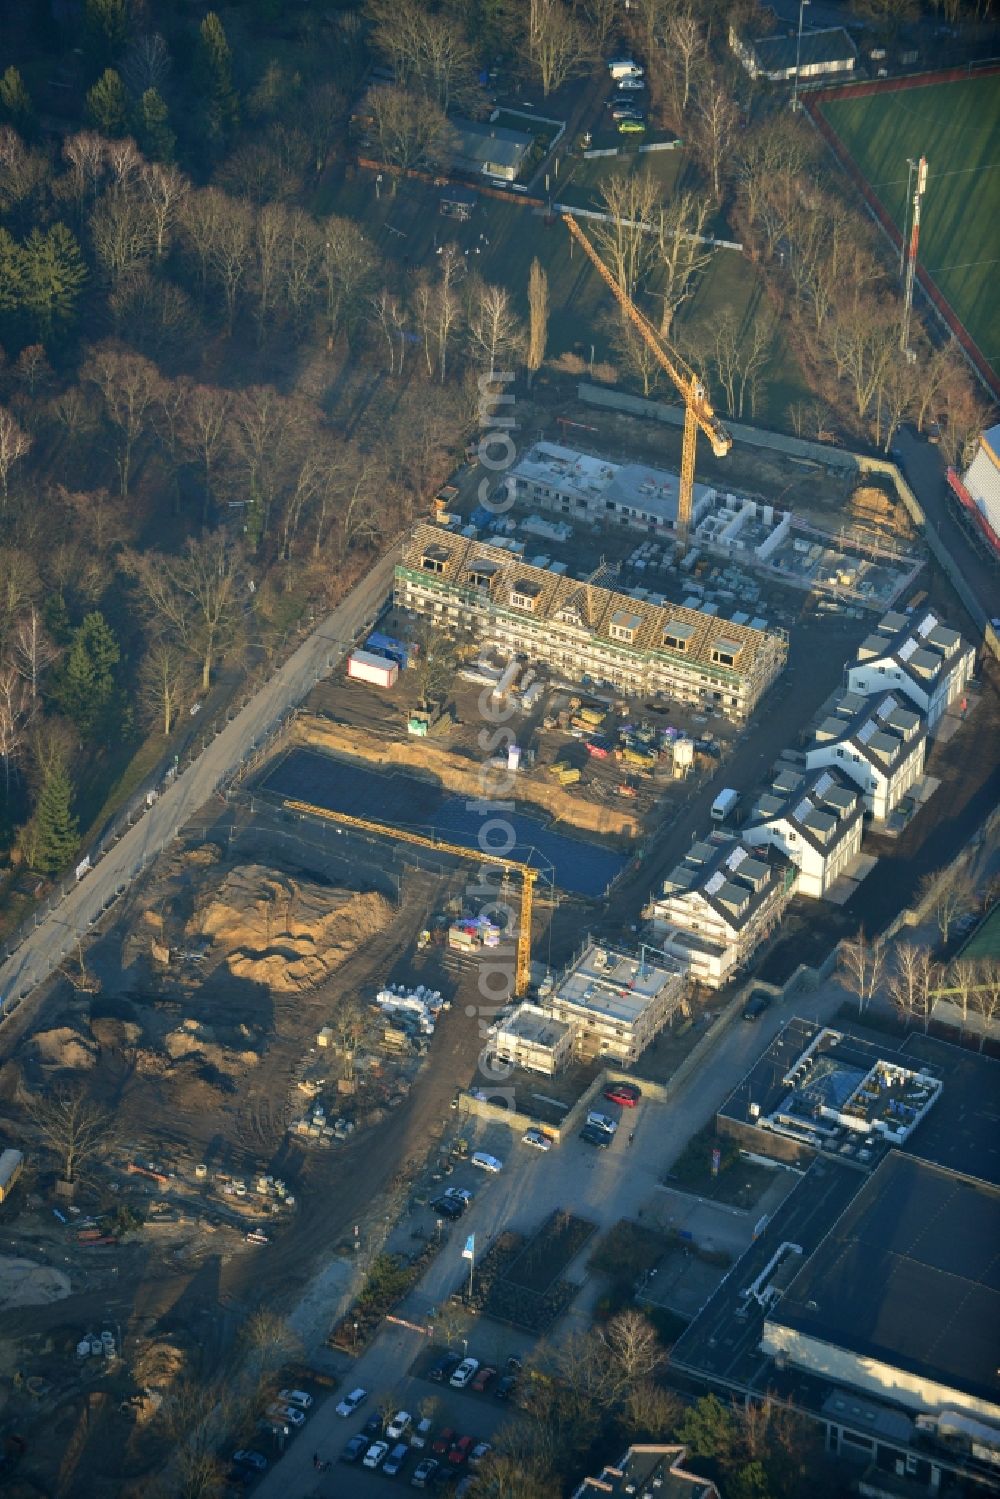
[136,87,175,163]
[0,228,25,322]
[678,1393,738,1464]
[0,67,33,131]
[85,67,129,135]
[56,612,120,737]
[20,224,87,340]
[31,761,79,875]
[85,0,129,58]
[197,12,240,138]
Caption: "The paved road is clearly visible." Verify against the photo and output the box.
[254,978,847,1499]
[893,427,998,626]
[0,545,401,1045]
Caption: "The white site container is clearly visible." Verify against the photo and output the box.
[347,650,399,688]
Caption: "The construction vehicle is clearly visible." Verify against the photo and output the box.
[563,212,732,551]
[282,800,541,997]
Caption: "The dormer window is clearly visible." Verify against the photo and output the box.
[511,579,540,612]
[609,610,641,644]
[421,546,450,573]
[663,618,695,653]
[711,637,741,668]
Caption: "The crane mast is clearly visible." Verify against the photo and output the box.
[563,212,731,551]
[282,799,540,997]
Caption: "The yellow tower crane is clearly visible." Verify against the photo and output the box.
[282,799,540,997]
[563,212,732,551]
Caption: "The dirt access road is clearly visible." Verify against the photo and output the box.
[0,544,401,1050]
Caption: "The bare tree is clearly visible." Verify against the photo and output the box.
[61,130,109,218]
[692,81,738,201]
[0,662,34,794]
[971,960,1000,1051]
[527,257,549,387]
[90,185,157,283]
[946,957,981,1038]
[712,308,772,420]
[838,927,886,1014]
[178,384,232,521]
[319,215,378,343]
[653,191,714,337]
[13,606,59,700]
[139,640,196,735]
[138,160,188,259]
[27,1085,115,1187]
[367,87,456,187]
[83,342,162,496]
[368,0,477,113]
[205,194,254,333]
[467,282,524,375]
[886,942,937,1031]
[622,1379,683,1439]
[526,0,591,96]
[665,12,707,116]
[0,405,32,505]
[591,169,659,300]
[122,32,171,98]
[179,184,226,300]
[239,1308,303,1376]
[918,862,977,945]
[126,532,243,692]
[600,1309,664,1397]
[610,314,662,396]
[434,243,465,383]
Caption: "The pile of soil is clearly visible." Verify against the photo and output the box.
[193,865,393,993]
[162,1018,259,1071]
[29,1027,97,1072]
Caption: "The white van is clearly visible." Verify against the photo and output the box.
[609,60,644,79]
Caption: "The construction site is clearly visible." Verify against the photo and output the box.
[0,208,996,1499]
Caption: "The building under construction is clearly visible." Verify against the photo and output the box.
[395,522,787,721]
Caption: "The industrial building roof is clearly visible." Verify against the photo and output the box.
[548,944,685,1028]
[766,1153,1000,1407]
[401,523,786,679]
[572,1445,718,1499]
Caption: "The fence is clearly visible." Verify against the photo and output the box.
[555,201,743,254]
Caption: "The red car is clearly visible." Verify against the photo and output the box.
[449,1436,475,1467]
[604,1082,641,1108]
[470,1365,496,1392]
[431,1427,456,1456]
[586,740,610,758]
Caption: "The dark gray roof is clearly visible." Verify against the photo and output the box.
[751,26,857,73]
[664,836,790,932]
[451,119,532,171]
[746,766,862,855]
[766,1153,1000,1406]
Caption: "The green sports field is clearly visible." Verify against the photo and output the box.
[821,75,1000,378]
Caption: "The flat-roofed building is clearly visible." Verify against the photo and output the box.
[762,1154,1000,1428]
[503,441,715,537]
[848,608,975,729]
[544,943,687,1063]
[395,524,787,721]
[804,690,926,822]
[742,766,864,898]
[489,1002,574,1076]
[648,835,796,988]
[572,1444,719,1499]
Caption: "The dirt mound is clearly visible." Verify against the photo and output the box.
[194,866,393,993]
[162,1018,258,1072]
[30,1026,97,1072]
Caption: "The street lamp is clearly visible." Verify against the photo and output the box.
[791,0,810,113]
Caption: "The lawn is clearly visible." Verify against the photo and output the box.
[821,76,1000,377]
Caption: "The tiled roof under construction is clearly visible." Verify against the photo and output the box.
[402,523,784,677]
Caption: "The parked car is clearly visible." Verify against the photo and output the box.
[432,1196,464,1220]
[742,990,771,1022]
[410,1417,434,1449]
[604,1082,641,1108]
[470,1365,496,1392]
[618,119,647,133]
[580,1125,611,1149]
[386,1411,413,1441]
[232,1451,268,1473]
[364,1441,390,1469]
[617,76,646,90]
[363,1413,385,1438]
[341,1435,369,1464]
[266,1403,305,1428]
[469,1442,492,1468]
[444,1187,473,1204]
[412,1458,440,1488]
[522,1128,552,1151]
[277,1388,313,1409]
[335,1386,368,1417]
[611,105,644,121]
[385,1442,412,1477]
[428,1355,461,1384]
[449,1436,475,1467]
[450,1357,480,1388]
[471,1151,503,1173]
[494,1374,517,1400]
[432,1427,457,1455]
[587,1110,618,1135]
